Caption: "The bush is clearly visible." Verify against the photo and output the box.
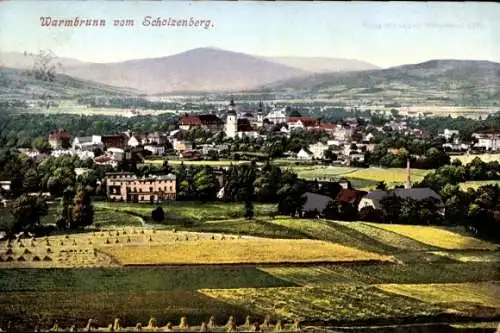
[151,207,165,222]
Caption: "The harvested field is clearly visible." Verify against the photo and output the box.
[201,285,446,323]
[97,239,393,265]
[377,282,500,308]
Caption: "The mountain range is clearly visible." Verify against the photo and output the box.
[1,48,499,106]
[0,48,378,94]
[260,59,500,106]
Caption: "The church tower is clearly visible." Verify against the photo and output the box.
[225,98,237,138]
[405,158,412,189]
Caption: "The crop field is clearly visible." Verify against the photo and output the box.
[452,153,500,164]
[377,282,500,308]
[200,285,446,323]
[1,199,499,331]
[365,223,499,250]
[290,166,431,182]
[98,238,393,265]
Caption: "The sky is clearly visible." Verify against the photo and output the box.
[0,1,499,68]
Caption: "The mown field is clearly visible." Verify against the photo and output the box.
[1,202,499,331]
[98,238,392,265]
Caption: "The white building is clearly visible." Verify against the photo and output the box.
[144,145,165,155]
[296,148,313,160]
[264,108,287,125]
[443,129,460,141]
[308,142,329,160]
[72,136,103,151]
[473,131,500,151]
[127,136,141,147]
[107,147,126,161]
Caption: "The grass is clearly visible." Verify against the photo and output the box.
[0,290,249,331]
[377,282,500,308]
[180,218,308,239]
[0,267,293,292]
[97,238,393,265]
[201,285,446,323]
[93,209,143,227]
[429,251,500,263]
[452,153,500,164]
[94,201,276,225]
[260,263,500,285]
[459,180,500,190]
[264,218,396,254]
[366,223,499,250]
[289,166,431,185]
[333,222,435,251]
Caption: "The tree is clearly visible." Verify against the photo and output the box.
[7,194,48,236]
[151,207,165,222]
[244,200,254,219]
[57,186,75,229]
[23,168,40,193]
[194,166,218,202]
[71,189,94,229]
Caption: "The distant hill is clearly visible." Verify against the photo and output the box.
[55,48,309,94]
[259,59,500,106]
[1,48,379,94]
[0,67,135,101]
[263,56,379,73]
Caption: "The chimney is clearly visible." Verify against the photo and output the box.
[405,158,412,189]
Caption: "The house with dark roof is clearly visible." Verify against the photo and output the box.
[358,188,443,211]
[301,192,334,217]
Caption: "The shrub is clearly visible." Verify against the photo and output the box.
[32,256,41,261]
[43,256,52,261]
[17,256,25,261]
[151,207,165,222]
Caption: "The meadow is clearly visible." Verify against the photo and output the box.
[366,223,499,250]
[144,158,433,189]
[1,201,499,331]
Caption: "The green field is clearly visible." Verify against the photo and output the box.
[452,153,500,164]
[459,180,500,190]
[144,159,433,189]
[1,201,499,331]
[94,201,277,225]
